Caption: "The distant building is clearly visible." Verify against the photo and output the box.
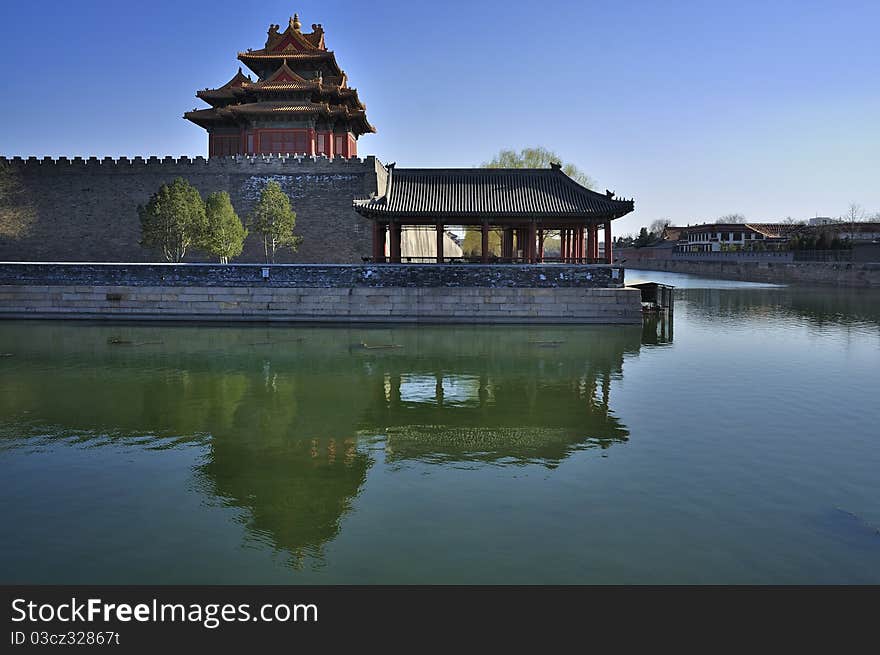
[808,217,838,226]
[675,223,798,252]
[816,222,880,243]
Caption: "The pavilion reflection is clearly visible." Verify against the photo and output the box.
[0,321,646,566]
[353,327,642,466]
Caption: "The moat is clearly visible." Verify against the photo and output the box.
[1,271,879,583]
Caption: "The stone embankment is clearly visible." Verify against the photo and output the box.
[0,263,641,324]
[624,257,880,288]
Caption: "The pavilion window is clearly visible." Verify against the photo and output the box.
[283,133,296,153]
[294,131,307,153]
[317,133,326,154]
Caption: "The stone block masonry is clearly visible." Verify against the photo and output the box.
[0,263,641,324]
[629,258,880,288]
[0,155,385,264]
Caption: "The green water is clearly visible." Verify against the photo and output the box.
[1,272,879,584]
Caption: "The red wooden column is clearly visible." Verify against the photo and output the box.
[576,227,584,262]
[390,221,401,263]
[378,223,387,262]
[538,229,545,262]
[604,221,613,264]
[481,221,489,263]
[528,221,537,264]
[586,225,595,262]
[372,220,381,262]
[560,229,567,263]
[436,222,445,263]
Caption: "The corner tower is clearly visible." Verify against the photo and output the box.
[184,13,375,158]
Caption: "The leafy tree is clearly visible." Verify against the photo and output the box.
[461,228,502,258]
[138,177,206,262]
[483,146,596,189]
[248,181,302,263]
[201,191,248,264]
[633,226,655,248]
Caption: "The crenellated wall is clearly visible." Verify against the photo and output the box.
[0,155,386,264]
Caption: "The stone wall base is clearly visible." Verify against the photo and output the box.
[0,285,642,324]
[629,259,880,288]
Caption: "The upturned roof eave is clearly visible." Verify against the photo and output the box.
[351,208,631,221]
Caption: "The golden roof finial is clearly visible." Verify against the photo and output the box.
[290,13,301,31]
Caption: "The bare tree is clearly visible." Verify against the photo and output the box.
[649,218,671,236]
[715,213,746,224]
[845,203,866,223]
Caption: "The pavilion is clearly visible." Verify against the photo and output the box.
[353,163,634,264]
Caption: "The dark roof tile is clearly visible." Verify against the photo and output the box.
[354,167,634,219]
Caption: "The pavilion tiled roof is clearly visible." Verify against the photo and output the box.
[354,165,634,219]
[196,68,252,104]
[185,13,373,137]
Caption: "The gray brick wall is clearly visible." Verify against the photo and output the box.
[0,155,385,264]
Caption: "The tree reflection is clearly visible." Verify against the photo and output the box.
[0,322,643,563]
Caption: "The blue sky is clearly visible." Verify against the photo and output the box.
[1,0,878,235]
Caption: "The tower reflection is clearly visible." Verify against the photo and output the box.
[0,322,647,564]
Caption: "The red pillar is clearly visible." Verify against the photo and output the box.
[372,220,380,262]
[528,221,537,264]
[560,229,567,263]
[390,221,401,263]
[436,222,445,263]
[481,221,489,263]
[586,225,595,262]
[538,229,545,263]
[605,221,613,264]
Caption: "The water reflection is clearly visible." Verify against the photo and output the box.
[679,286,880,332]
[641,313,674,345]
[0,321,647,563]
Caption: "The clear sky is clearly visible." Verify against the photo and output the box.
[1,0,878,235]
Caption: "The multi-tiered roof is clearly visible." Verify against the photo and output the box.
[184,14,374,156]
